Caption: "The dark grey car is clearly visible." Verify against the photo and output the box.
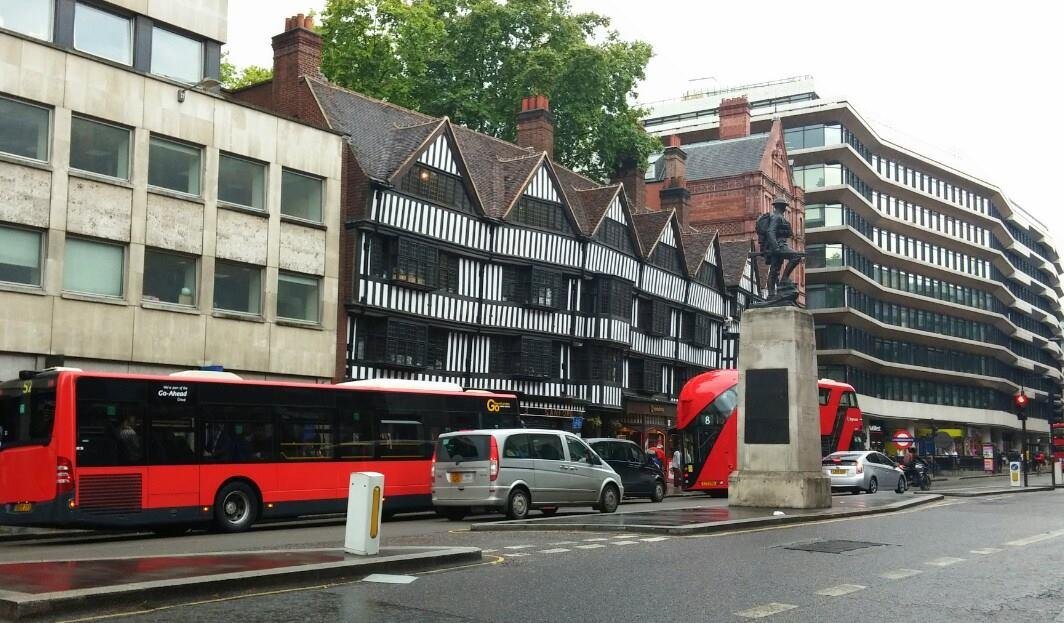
[587,438,666,502]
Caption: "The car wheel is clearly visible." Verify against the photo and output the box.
[213,481,258,533]
[506,488,530,520]
[895,475,906,494]
[598,484,620,514]
[438,507,467,521]
[540,506,559,517]
[866,476,878,494]
[651,480,666,503]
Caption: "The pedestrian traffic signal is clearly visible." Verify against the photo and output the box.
[1051,390,1064,424]
[1014,392,1028,420]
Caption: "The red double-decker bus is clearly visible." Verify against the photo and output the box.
[672,370,864,494]
[0,368,518,533]
[1052,423,1064,461]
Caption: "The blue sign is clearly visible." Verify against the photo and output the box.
[572,416,584,431]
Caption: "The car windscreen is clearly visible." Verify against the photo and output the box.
[436,435,490,462]
[0,381,57,450]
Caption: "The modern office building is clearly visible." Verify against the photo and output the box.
[0,0,344,381]
[643,77,1064,458]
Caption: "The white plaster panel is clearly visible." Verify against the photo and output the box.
[142,80,214,147]
[66,178,133,241]
[276,119,344,180]
[0,39,66,106]
[63,56,144,127]
[0,292,52,353]
[215,209,268,265]
[145,194,204,254]
[147,0,228,44]
[204,317,270,371]
[278,223,326,275]
[213,103,278,163]
[0,161,50,228]
[131,306,206,366]
[269,324,336,378]
[51,298,135,360]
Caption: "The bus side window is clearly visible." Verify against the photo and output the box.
[77,401,146,467]
[377,417,424,459]
[201,405,273,463]
[277,406,334,460]
[149,404,196,464]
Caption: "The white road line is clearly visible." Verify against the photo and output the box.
[504,553,529,557]
[583,538,609,542]
[575,544,606,550]
[925,557,965,567]
[1005,529,1064,547]
[815,584,866,597]
[361,574,418,584]
[549,541,577,546]
[880,568,923,580]
[735,603,798,619]
[538,548,571,554]
[503,545,534,550]
[611,534,640,539]
[640,537,670,542]
[970,548,1002,555]
[611,540,639,545]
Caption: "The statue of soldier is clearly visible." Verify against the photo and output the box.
[753,196,804,305]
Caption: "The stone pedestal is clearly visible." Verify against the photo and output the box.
[729,306,831,509]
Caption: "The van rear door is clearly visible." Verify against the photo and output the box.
[433,434,491,503]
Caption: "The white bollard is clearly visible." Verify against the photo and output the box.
[1055,460,1063,485]
[344,472,384,555]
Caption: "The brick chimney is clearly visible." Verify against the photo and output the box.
[719,96,751,140]
[658,135,690,228]
[516,95,554,159]
[612,161,646,213]
[272,14,322,118]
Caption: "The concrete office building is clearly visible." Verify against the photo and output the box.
[0,0,344,381]
[643,77,1064,459]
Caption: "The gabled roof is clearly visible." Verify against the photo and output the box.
[719,239,759,289]
[647,133,771,182]
[631,210,676,257]
[679,229,719,276]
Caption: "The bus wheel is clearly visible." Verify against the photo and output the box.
[213,481,259,533]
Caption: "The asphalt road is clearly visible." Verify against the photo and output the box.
[47,489,1064,623]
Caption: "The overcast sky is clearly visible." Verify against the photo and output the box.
[227,0,1063,242]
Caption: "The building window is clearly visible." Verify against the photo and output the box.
[399,163,474,213]
[595,217,635,255]
[649,242,683,275]
[143,249,196,305]
[218,154,266,210]
[579,346,621,383]
[427,329,448,370]
[356,318,428,369]
[807,284,845,309]
[0,225,43,286]
[70,116,130,180]
[691,313,713,347]
[438,252,460,294]
[393,238,437,287]
[281,169,323,222]
[805,203,843,229]
[512,196,574,234]
[150,26,203,84]
[63,237,124,297]
[694,264,720,289]
[529,267,563,309]
[73,2,132,65]
[0,0,52,41]
[277,272,319,323]
[0,96,49,161]
[148,136,201,195]
[491,336,554,378]
[584,277,633,319]
[807,244,843,269]
[501,265,526,304]
[213,260,261,315]
[639,299,669,336]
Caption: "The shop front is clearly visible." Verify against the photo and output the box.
[519,400,586,433]
[615,399,676,457]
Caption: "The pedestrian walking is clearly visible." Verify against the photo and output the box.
[670,448,682,488]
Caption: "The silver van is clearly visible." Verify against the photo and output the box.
[432,429,623,521]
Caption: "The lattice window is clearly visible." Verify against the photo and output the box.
[398,163,474,213]
[595,218,635,255]
[649,242,683,275]
[512,196,574,234]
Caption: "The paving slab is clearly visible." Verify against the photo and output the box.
[916,485,1054,497]
[0,546,480,621]
[472,494,942,535]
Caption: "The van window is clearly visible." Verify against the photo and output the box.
[566,436,591,463]
[504,434,532,459]
[437,435,489,462]
[531,434,563,461]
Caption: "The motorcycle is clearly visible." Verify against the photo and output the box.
[902,459,932,491]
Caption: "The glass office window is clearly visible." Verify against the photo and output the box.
[150,27,203,84]
[0,226,42,286]
[0,0,52,40]
[280,170,323,222]
[143,249,196,305]
[73,2,131,65]
[213,260,261,315]
[148,137,201,195]
[70,116,130,180]
[63,238,124,297]
[0,96,49,161]
[218,154,266,210]
[277,272,320,322]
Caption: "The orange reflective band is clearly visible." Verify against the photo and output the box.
[370,486,381,539]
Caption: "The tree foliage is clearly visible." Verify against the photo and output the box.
[318,0,659,181]
[220,53,273,90]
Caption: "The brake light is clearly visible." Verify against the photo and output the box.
[489,436,499,482]
[855,459,864,474]
[56,457,74,494]
[430,447,437,480]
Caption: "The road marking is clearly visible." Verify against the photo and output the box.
[970,548,1002,555]
[640,536,670,542]
[611,534,640,539]
[503,545,534,550]
[735,603,798,619]
[1005,528,1064,547]
[538,548,571,554]
[576,544,606,549]
[549,541,577,545]
[583,537,609,542]
[361,574,418,584]
[880,568,923,580]
[503,552,529,557]
[815,584,866,597]
[925,557,965,567]
[611,540,639,545]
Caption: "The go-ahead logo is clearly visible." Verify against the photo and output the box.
[486,399,512,413]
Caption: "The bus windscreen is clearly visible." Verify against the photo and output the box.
[0,384,57,450]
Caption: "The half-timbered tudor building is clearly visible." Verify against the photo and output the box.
[234,16,731,438]
[719,239,764,368]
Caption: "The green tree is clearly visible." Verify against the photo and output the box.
[220,52,272,90]
[318,0,659,181]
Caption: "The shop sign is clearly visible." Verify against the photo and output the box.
[892,430,913,448]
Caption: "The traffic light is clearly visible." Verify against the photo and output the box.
[1014,391,1029,421]
[1051,390,1064,424]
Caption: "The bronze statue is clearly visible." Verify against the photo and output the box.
[751,196,804,307]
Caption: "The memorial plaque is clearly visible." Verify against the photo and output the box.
[744,368,789,444]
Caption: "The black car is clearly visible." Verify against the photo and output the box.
[587,438,666,502]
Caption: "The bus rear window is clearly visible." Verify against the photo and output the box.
[436,435,489,462]
[0,387,57,449]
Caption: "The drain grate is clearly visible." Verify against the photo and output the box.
[783,540,888,554]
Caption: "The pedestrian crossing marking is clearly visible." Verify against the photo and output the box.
[611,540,639,545]
[970,548,1001,555]
[538,548,571,554]
[640,537,669,542]
[880,568,923,580]
[549,541,577,546]
[735,603,798,618]
[576,544,606,549]
[1005,528,1064,547]
[815,584,866,597]
[925,557,965,567]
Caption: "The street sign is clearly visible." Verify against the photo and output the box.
[571,416,583,431]
[1009,461,1022,487]
[892,430,913,449]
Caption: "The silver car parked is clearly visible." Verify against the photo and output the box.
[432,429,624,521]
[822,451,907,494]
